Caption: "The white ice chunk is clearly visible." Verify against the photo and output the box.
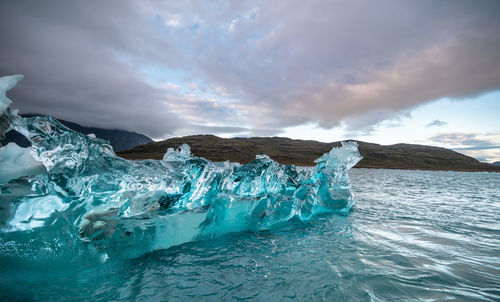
[163,143,192,161]
[0,74,24,115]
[0,143,46,183]
[8,195,68,231]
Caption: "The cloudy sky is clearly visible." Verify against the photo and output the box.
[1,0,499,162]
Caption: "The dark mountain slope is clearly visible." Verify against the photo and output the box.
[1,115,153,152]
[118,135,500,172]
[55,118,153,152]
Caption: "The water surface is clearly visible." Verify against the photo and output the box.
[2,168,499,301]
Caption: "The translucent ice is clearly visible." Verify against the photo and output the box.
[0,74,23,115]
[0,75,46,183]
[0,75,362,259]
[0,75,24,138]
[0,143,46,183]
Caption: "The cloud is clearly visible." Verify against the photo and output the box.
[0,0,186,138]
[189,125,248,133]
[185,1,500,132]
[285,33,500,130]
[429,132,500,148]
[428,132,500,162]
[175,125,249,137]
[1,0,500,137]
[454,145,500,151]
[426,120,447,127]
[166,15,182,28]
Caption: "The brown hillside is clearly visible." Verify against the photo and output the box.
[118,135,500,172]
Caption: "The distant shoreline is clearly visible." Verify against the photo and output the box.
[118,135,500,173]
[349,166,499,173]
[118,153,499,172]
[4,117,496,172]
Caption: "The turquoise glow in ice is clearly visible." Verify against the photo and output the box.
[0,75,361,258]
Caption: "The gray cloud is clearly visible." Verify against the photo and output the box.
[454,146,500,151]
[0,0,184,138]
[184,0,500,132]
[1,0,500,137]
[429,132,500,162]
[429,132,499,148]
[285,32,500,130]
[427,120,447,127]
[182,125,249,135]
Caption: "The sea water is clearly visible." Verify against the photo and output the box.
[1,169,498,301]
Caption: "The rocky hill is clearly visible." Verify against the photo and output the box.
[118,135,500,172]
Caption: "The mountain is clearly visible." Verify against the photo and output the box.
[1,115,153,152]
[492,161,500,166]
[118,134,500,172]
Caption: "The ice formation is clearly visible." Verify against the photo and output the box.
[0,75,23,138]
[0,143,46,183]
[0,74,23,115]
[0,75,362,259]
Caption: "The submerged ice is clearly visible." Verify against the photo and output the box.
[0,75,362,259]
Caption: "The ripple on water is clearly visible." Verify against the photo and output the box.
[1,169,499,301]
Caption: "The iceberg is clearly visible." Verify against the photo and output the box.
[0,75,362,259]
